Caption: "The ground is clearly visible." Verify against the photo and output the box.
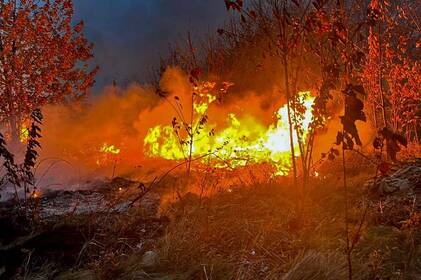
[1,154,420,280]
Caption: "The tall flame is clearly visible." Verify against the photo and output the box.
[144,91,314,175]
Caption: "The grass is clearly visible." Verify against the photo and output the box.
[133,155,418,280]
[149,162,373,279]
[6,154,421,279]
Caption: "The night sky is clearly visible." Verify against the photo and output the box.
[73,0,228,90]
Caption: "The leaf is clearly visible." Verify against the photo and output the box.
[73,21,84,33]
[367,6,380,26]
[379,128,407,160]
[225,0,233,10]
[156,88,168,97]
[328,153,335,161]
[340,116,361,146]
[172,117,177,128]
[344,90,366,122]
[393,133,407,147]
[373,137,383,149]
[345,134,354,150]
[335,132,343,145]
[339,84,367,147]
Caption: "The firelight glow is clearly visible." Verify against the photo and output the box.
[143,90,315,176]
[19,127,29,143]
[100,143,121,155]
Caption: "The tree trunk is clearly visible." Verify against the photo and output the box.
[378,24,388,130]
[282,53,298,188]
[342,144,352,280]
[8,113,20,149]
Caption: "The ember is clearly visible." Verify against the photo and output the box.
[31,191,41,199]
[100,143,121,155]
[19,127,29,143]
[95,143,121,171]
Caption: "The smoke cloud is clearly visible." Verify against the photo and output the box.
[35,66,294,187]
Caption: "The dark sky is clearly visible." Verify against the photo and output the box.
[73,0,228,90]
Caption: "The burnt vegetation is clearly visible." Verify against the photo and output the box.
[0,0,420,279]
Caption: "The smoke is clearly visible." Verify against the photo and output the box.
[36,68,201,185]
[311,92,377,161]
[34,66,292,187]
[38,82,159,185]
[34,65,376,191]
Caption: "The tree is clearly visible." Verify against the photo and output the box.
[222,0,352,189]
[223,0,314,188]
[0,0,98,143]
[363,0,420,143]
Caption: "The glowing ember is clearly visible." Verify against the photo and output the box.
[20,127,29,143]
[96,143,121,166]
[31,191,41,199]
[100,143,121,155]
[144,91,315,175]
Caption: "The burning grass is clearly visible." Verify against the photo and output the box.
[144,88,315,176]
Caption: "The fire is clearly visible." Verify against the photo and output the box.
[96,143,121,166]
[31,190,41,199]
[20,126,29,143]
[144,91,315,175]
[100,143,121,155]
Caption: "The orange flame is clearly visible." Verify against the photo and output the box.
[100,143,121,155]
[96,143,121,166]
[31,190,42,199]
[143,90,314,176]
[19,127,29,143]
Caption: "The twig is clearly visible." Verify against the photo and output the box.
[129,153,215,207]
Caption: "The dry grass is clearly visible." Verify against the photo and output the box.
[131,156,419,280]
[283,251,353,280]
[153,170,369,279]
[9,154,420,280]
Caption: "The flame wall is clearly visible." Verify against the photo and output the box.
[33,66,374,189]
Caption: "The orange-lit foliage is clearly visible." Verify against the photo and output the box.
[364,0,420,139]
[0,0,97,141]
